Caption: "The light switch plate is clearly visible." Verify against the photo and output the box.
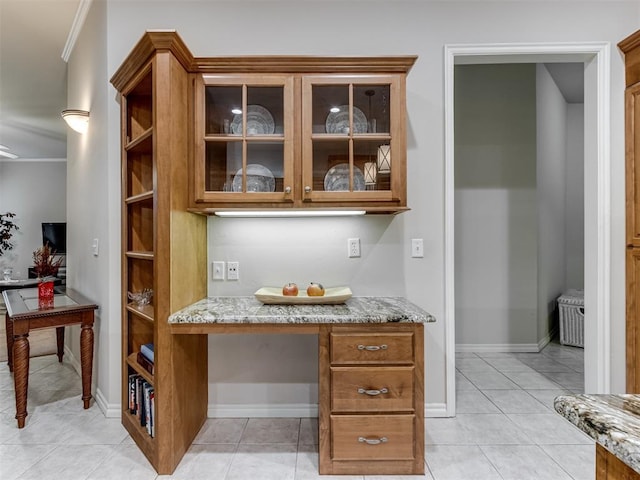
[411,238,424,258]
[212,261,225,280]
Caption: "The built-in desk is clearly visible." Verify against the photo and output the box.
[3,287,97,428]
[169,296,434,475]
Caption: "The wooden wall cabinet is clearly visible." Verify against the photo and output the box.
[191,58,416,214]
[111,32,208,474]
[620,30,640,393]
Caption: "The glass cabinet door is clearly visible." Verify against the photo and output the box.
[194,75,294,203]
[302,75,400,203]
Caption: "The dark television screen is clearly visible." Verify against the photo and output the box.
[42,222,66,254]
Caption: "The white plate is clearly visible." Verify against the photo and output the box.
[231,105,275,135]
[325,105,368,134]
[323,163,365,192]
[232,164,276,193]
[255,286,352,305]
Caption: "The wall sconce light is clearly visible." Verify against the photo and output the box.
[377,144,391,174]
[61,109,90,134]
[364,162,377,187]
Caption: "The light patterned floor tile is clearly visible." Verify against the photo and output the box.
[240,418,300,444]
[456,389,501,414]
[482,389,548,414]
[159,444,236,480]
[86,444,157,480]
[480,445,573,480]
[16,444,114,480]
[540,444,595,480]
[0,444,56,480]
[226,443,297,480]
[506,413,593,445]
[425,445,502,480]
[193,418,247,444]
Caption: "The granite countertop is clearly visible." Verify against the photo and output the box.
[555,394,640,473]
[169,296,435,325]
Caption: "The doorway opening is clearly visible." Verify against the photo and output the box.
[443,43,611,416]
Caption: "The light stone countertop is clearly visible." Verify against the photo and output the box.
[168,296,435,325]
[555,394,640,473]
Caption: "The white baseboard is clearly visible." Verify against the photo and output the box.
[425,402,448,417]
[456,343,540,353]
[456,328,559,354]
[538,327,558,351]
[63,346,119,418]
[208,403,318,418]
[95,388,121,418]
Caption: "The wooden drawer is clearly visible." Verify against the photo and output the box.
[331,366,414,412]
[330,332,414,364]
[331,414,415,461]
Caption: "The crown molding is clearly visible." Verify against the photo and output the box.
[61,0,93,62]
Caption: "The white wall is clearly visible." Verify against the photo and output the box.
[536,63,569,344]
[454,64,538,349]
[566,103,585,288]
[207,216,404,411]
[0,161,66,278]
[66,0,118,414]
[65,1,636,415]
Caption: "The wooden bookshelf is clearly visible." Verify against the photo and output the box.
[112,31,208,474]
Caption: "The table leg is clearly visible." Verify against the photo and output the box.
[13,333,29,428]
[80,318,94,409]
[5,312,13,372]
[56,327,65,363]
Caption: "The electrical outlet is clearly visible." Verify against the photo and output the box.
[212,261,225,280]
[411,238,424,258]
[348,238,361,258]
[227,261,239,280]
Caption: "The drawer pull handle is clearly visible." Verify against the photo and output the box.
[358,436,388,445]
[357,387,388,396]
[358,344,387,351]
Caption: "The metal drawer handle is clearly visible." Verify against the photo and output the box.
[357,387,388,396]
[358,436,388,445]
[358,344,387,351]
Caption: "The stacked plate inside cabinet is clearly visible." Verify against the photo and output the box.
[323,163,365,192]
[232,164,276,192]
[325,105,368,134]
[230,105,275,135]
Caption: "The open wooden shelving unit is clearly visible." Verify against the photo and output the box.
[111,32,208,474]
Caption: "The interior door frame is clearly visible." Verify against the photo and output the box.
[443,42,611,416]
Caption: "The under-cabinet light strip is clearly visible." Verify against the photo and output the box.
[214,210,366,218]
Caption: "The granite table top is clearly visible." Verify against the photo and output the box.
[555,394,640,473]
[168,296,435,325]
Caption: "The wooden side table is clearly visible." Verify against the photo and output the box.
[2,287,98,428]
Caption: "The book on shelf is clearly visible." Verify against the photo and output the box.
[127,373,154,437]
[136,351,154,375]
[140,343,154,363]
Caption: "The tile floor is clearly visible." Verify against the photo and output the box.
[0,341,592,480]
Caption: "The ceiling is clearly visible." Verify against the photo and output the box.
[0,1,584,162]
[0,0,80,160]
